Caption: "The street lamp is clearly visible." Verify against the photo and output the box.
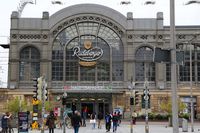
[169,0,179,133]
[62,92,67,133]
[180,34,199,132]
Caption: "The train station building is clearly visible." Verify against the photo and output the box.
[1,4,200,118]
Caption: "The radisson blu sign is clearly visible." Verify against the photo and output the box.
[72,40,103,66]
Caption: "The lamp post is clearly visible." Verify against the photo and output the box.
[170,0,179,133]
[62,92,67,133]
[189,45,194,132]
[184,35,199,132]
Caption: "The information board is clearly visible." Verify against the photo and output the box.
[18,112,29,133]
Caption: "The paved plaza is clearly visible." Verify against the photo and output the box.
[11,121,200,133]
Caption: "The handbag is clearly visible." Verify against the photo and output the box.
[89,119,96,123]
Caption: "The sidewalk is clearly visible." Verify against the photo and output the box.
[12,121,200,133]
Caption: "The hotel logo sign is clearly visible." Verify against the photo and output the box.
[72,40,103,66]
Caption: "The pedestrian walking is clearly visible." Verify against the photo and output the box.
[132,111,137,125]
[105,112,112,132]
[46,111,56,133]
[71,110,82,133]
[117,111,121,126]
[112,112,118,132]
[82,106,87,127]
[97,112,103,129]
[90,112,96,129]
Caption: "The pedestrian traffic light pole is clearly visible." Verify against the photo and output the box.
[62,92,68,133]
[130,81,133,133]
[41,76,47,133]
[144,79,149,133]
[129,77,135,133]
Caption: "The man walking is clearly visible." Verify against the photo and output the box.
[97,112,103,129]
[105,112,112,132]
[71,111,82,133]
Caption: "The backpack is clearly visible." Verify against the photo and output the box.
[105,115,110,123]
[1,115,8,128]
[112,115,118,122]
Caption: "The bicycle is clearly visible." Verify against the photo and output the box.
[7,127,14,133]
[65,115,72,129]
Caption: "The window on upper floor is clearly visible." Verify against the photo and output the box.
[19,46,40,81]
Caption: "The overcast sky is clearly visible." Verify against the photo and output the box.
[0,0,200,87]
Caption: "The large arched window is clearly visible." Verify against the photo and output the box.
[177,44,200,82]
[19,46,40,81]
[52,21,123,81]
[135,46,155,81]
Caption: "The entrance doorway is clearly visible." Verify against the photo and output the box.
[81,103,94,118]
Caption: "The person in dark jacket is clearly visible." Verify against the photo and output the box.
[46,111,56,133]
[105,112,112,132]
[71,111,82,133]
[1,113,8,133]
[97,112,103,129]
[1,112,12,133]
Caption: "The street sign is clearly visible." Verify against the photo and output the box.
[143,89,149,94]
[32,117,38,121]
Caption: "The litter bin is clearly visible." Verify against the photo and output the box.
[182,118,188,132]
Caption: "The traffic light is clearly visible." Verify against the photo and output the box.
[33,77,43,100]
[130,97,134,105]
[44,82,48,101]
[32,98,39,105]
[134,91,140,105]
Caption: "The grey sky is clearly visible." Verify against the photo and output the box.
[0,0,200,87]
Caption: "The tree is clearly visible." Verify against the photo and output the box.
[38,100,54,112]
[160,98,187,126]
[160,98,186,116]
[7,97,30,116]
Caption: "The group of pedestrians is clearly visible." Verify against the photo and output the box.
[69,109,122,133]
[1,112,12,133]
[105,112,121,132]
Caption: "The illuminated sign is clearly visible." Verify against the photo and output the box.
[72,40,103,66]
[63,85,112,90]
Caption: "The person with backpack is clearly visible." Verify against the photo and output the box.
[105,112,112,132]
[112,112,118,132]
[1,112,11,133]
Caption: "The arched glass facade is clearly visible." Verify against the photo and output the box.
[135,46,155,81]
[19,46,40,81]
[52,22,124,81]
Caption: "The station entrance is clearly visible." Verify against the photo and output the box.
[64,93,112,118]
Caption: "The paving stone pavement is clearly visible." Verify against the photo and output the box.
[11,121,200,133]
